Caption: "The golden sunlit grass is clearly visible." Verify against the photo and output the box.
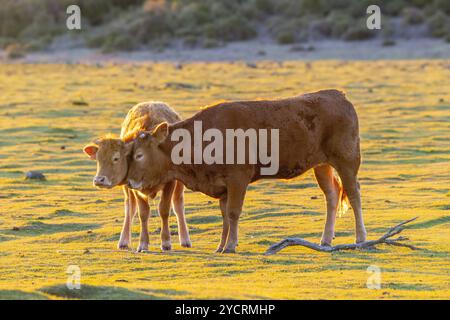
[0,60,449,299]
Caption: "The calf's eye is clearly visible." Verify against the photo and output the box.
[135,153,144,161]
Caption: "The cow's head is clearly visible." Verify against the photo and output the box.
[83,137,133,189]
[127,123,171,191]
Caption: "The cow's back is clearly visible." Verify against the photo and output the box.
[169,89,359,181]
[183,89,354,130]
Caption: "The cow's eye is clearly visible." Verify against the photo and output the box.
[135,153,144,161]
[112,156,120,163]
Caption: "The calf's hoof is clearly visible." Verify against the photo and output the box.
[117,242,131,250]
[180,240,192,248]
[136,243,149,252]
[161,242,172,252]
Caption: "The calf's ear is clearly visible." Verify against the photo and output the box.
[151,122,169,144]
[83,144,99,160]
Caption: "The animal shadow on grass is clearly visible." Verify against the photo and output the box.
[53,209,88,217]
[39,284,164,300]
[242,208,321,222]
[408,216,450,229]
[370,216,450,233]
[2,221,101,238]
[140,288,190,297]
[384,283,434,292]
[0,290,48,300]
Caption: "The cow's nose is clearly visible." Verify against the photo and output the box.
[94,176,106,185]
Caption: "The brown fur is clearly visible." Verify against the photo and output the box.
[127,90,367,253]
[83,102,191,251]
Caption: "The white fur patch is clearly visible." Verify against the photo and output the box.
[112,151,120,162]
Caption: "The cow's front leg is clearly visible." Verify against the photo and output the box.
[159,182,176,251]
[172,181,192,248]
[118,187,136,250]
[215,196,229,253]
[222,180,248,254]
[136,194,150,252]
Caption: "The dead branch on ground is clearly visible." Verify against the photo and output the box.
[265,217,420,255]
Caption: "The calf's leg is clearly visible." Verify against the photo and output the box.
[136,193,150,252]
[159,181,176,251]
[314,164,340,246]
[118,186,137,250]
[171,181,192,248]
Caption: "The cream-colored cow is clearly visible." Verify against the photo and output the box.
[83,102,191,252]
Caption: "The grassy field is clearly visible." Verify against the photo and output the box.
[0,60,449,299]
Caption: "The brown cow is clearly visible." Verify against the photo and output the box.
[83,102,191,252]
[126,90,367,253]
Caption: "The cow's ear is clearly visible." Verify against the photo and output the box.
[151,122,169,144]
[83,144,98,160]
[124,141,133,156]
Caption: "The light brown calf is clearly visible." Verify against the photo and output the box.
[126,90,367,253]
[83,102,191,252]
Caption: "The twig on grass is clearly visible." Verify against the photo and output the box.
[265,217,420,255]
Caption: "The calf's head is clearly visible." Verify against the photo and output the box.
[83,138,133,189]
[127,123,170,191]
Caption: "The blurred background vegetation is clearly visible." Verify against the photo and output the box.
[0,0,449,57]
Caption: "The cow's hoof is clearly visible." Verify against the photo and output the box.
[355,232,367,244]
[320,240,332,247]
[136,243,149,252]
[215,247,223,253]
[161,242,172,251]
[221,247,236,254]
[181,240,192,248]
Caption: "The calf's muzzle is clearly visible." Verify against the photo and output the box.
[93,175,112,188]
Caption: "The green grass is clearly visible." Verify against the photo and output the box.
[0,60,449,299]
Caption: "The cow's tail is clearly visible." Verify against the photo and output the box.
[334,170,350,217]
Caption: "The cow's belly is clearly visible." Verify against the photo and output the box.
[181,175,227,199]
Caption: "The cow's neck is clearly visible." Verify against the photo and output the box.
[159,135,200,191]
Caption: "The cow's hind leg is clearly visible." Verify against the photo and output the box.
[335,164,367,244]
[327,120,367,244]
[314,164,340,246]
[118,186,137,250]
[136,193,150,252]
